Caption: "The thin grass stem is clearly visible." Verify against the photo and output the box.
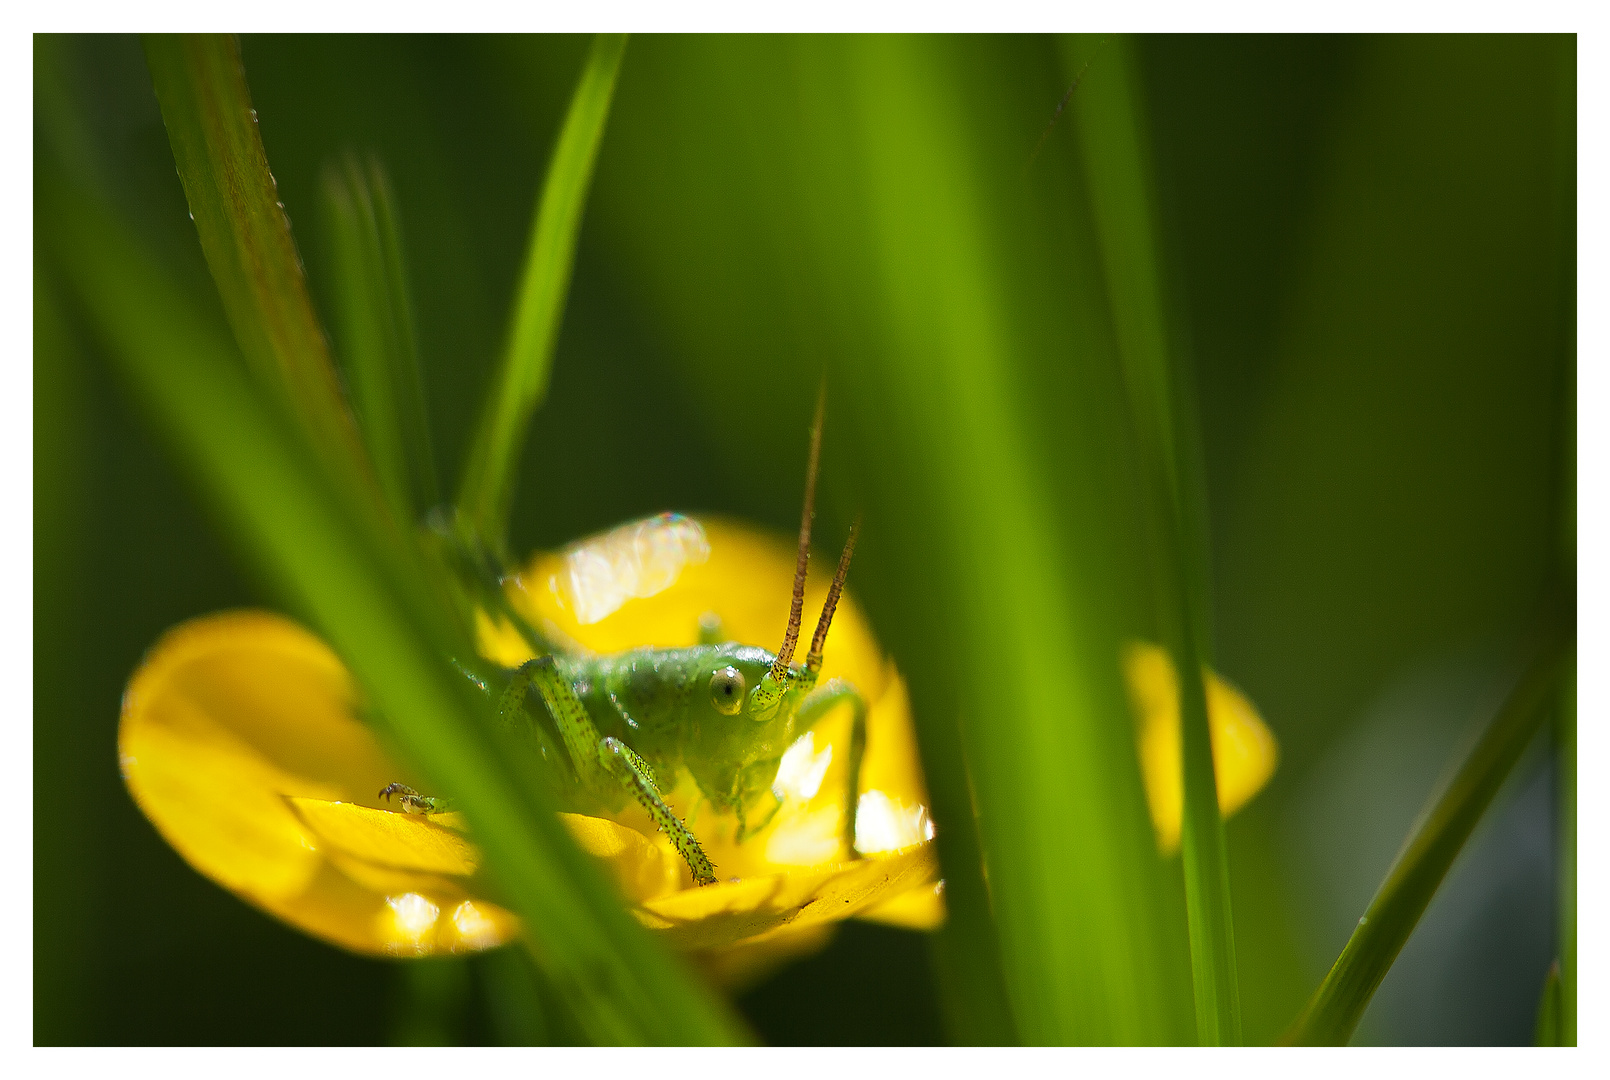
[457,33,627,555]
[1285,623,1571,1046]
[322,154,439,523]
[1065,33,1241,1045]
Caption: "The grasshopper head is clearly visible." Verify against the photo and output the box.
[681,643,800,802]
[682,515,859,816]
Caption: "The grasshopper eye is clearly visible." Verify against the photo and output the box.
[709,666,746,716]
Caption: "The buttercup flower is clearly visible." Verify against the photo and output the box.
[119,516,942,985]
[482,515,944,983]
[118,515,1275,986]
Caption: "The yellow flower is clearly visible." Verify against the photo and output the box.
[118,516,942,985]
[118,513,1274,986]
[1121,641,1279,853]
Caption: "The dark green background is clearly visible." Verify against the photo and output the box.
[35,34,1573,1044]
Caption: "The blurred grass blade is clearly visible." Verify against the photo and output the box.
[390,959,471,1046]
[1286,627,1571,1046]
[800,36,1184,1043]
[1550,34,1576,1045]
[458,33,627,553]
[143,34,373,493]
[1533,960,1563,1046]
[1065,34,1240,1044]
[323,154,439,522]
[1555,660,1576,1044]
[42,177,745,1047]
[479,948,556,1045]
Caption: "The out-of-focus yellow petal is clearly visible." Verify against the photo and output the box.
[1121,640,1279,854]
[119,611,521,957]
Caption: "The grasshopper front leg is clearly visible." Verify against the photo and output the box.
[378,783,452,814]
[794,679,867,859]
[523,656,717,887]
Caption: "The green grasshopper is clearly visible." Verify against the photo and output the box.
[383,409,866,887]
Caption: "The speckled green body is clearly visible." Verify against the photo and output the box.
[553,643,811,820]
[491,634,866,886]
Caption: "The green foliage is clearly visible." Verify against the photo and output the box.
[457,33,628,554]
[44,180,744,1045]
[42,36,743,1046]
[33,33,1575,1046]
[1556,662,1577,1045]
[604,35,1187,1043]
[1065,33,1240,1044]
[142,35,371,493]
[1533,960,1563,1046]
[1286,627,1571,1045]
[322,154,439,522]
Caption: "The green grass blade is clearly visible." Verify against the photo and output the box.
[799,35,1182,1043]
[1533,959,1563,1046]
[1286,627,1571,1046]
[1550,34,1576,1046]
[142,34,372,492]
[42,177,745,1047]
[1064,34,1240,1044]
[1556,659,1576,1045]
[322,154,440,522]
[457,33,627,553]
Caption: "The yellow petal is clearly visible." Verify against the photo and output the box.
[559,812,684,904]
[120,611,520,957]
[289,798,481,876]
[1121,640,1280,854]
[857,879,947,931]
[636,843,939,951]
[685,848,942,991]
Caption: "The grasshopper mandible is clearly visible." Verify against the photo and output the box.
[383,399,866,887]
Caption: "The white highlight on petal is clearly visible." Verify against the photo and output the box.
[773,731,833,802]
[385,892,440,944]
[764,803,844,866]
[854,791,935,854]
[450,900,498,950]
[552,514,710,625]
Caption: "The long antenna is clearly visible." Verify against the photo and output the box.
[769,384,825,683]
[806,516,860,676]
